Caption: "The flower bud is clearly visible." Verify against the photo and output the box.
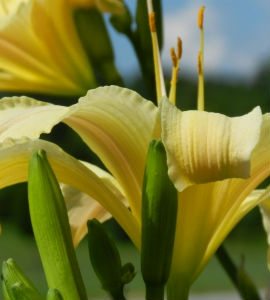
[87,219,134,299]
[141,140,178,300]
[28,150,87,300]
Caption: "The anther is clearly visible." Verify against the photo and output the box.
[198,6,205,29]
[177,37,182,60]
[149,12,156,33]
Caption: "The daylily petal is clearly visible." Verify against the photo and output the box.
[65,160,128,247]
[0,0,96,95]
[168,113,270,298]
[0,86,159,221]
[0,0,26,17]
[65,86,160,220]
[161,98,262,191]
[62,184,111,247]
[0,138,140,247]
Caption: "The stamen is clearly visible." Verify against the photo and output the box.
[169,37,182,105]
[197,6,205,111]
[177,37,182,60]
[147,0,166,103]
[198,6,205,29]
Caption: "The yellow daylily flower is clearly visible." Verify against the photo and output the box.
[0,0,96,95]
[0,82,268,299]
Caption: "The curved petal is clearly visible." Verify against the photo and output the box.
[168,113,270,298]
[161,98,262,191]
[0,87,159,220]
[0,0,96,95]
[0,138,140,247]
[64,86,160,220]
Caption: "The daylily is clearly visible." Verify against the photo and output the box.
[0,0,96,95]
[0,3,269,300]
[0,84,269,298]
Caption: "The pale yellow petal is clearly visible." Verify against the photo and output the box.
[168,114,270,296]
[0,138,140,247]
[0,87,158,224]
[0,96,68,142]
[161,98,262,191]
[62,184,111,247]
[64,86,160,220]
[0,0,27,17]
[65,160,128,247]
[0,0,96,95]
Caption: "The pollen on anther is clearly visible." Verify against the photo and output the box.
[149,12,156,32]
[177,37,182,59]
[198,6,205,29]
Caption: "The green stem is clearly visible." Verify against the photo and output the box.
[216,244,261,300]
[145,284,164,300]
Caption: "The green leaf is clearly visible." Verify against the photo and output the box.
[28,150,87,300]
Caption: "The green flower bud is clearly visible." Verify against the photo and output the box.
[141,140,178,300]
[88,219,133,300]
[28,150,87,300]
[2,258,43,300]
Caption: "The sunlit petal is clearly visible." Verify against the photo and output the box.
[0,86,159,222]
[62,184,111,247]
[0,138,140,247]
[64,86,160,220]
[161,97,262,191]
[0,0,96,95]
[168,113,270,297]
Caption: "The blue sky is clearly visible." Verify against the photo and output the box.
[107,0,269,81]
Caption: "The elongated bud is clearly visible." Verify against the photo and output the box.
[2,258,43,300]
[88,219,134,300]
[46,289,63,300]
[141,140,178,300]
[28,150,87,300]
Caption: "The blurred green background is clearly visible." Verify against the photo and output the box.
[0,62,269,298]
